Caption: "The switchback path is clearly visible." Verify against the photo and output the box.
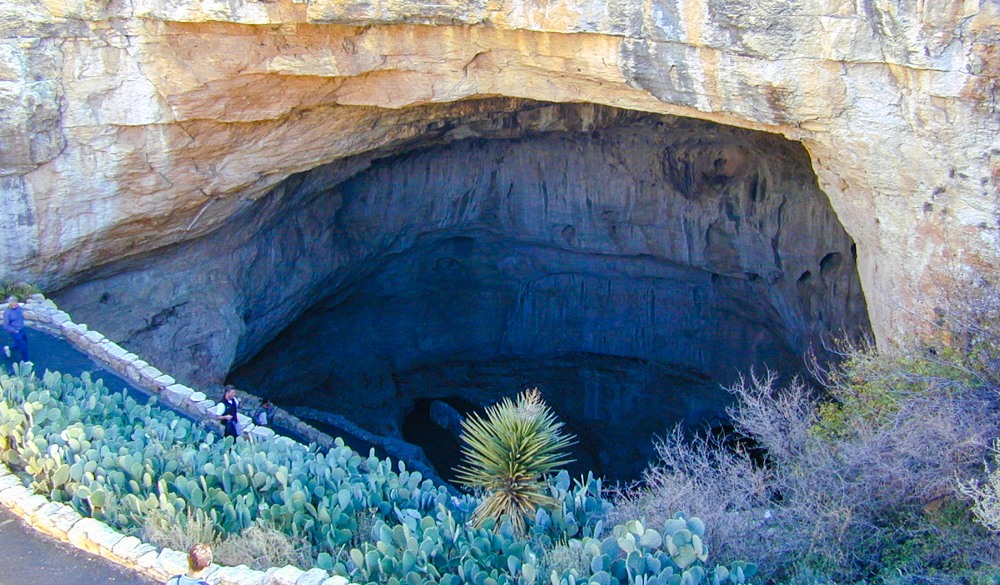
[1,325,149,399]
[0,327,163,585]
[0,324,388,585]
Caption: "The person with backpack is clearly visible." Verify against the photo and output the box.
[165,543,213,585]
[213,385,241,439]
[252,398,275,428]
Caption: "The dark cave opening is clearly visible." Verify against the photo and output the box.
[48,102,869,484]
[401,397,477,485]
[225,107,870,483]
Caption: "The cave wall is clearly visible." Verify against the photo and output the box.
[0,0,997,352]
[226,114,868,453]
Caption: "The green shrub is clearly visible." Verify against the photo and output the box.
[0,281,41,301]
[812,340,980,441]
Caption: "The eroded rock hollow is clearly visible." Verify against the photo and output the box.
[56,103,869,480]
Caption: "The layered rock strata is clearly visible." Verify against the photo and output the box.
[0,1,995,477]
[1,0,997,354]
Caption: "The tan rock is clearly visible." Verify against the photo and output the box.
[0,0,997,352]
[66,517,125,555]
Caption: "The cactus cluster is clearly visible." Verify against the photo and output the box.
[0,366,460,552]
[0,365,756,585]
[348,502,757,585]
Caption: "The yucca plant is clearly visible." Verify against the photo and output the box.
[454,388,575,534]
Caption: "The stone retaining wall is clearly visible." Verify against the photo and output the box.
[1,293,356,585]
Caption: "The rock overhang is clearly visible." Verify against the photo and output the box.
[53,105,870,418]
[0,0,996,361]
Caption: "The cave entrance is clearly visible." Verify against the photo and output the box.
[226,103,870,483]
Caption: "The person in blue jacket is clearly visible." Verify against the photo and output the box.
[3,296,28,362]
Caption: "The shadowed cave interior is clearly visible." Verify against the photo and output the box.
[227,105,871,482]
[52,102,870,483]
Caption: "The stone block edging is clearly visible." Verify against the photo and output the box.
[3,294,355,585]
[22,294,342,451]
[0,460,358,585]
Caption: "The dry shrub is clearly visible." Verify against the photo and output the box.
[957,438,1000,533]
[214,523,315,570]
[611,418,773,568]
[351,507,379,549]
[732,367,999,582]
[538,540,591,581]
[142,508,218,552]
[616,344,1000,583]
[142,509,314,571]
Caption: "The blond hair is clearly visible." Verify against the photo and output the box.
[187,543,213,572]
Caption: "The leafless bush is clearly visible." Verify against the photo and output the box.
[214,523,315,570]
[739,367,998,579]
[610,414,773,566]
[616,355,1000,583]
[930,267,1000,388]
[727,372,816,465]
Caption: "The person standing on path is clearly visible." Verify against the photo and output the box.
[165,543,213,585]
[213,385,241,439]
[252,397,276,428]
[3,296,28,362]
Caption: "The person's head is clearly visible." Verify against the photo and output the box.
[187,543,213,573]
[223,385,236,400]
[262,398,272,407]
[6,296,17,308]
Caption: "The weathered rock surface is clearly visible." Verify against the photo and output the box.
[1,4,997,476]
[1,0,997,353]
[429,401,465,441]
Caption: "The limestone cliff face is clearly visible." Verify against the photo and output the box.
[1,0,998,353]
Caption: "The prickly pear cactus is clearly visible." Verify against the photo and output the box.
[0,365,755,585]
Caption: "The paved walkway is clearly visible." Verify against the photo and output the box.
[1,325,145,398]
[0,505,158,585]
[0,327,162,585]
